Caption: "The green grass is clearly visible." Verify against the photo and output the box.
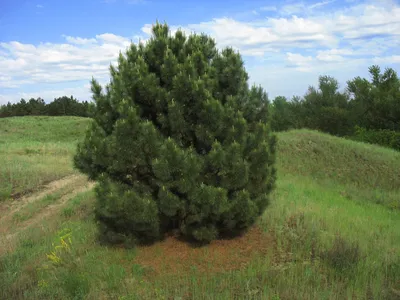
[277,129,400,209]
[0,116,90,201]
[0,119,399,299]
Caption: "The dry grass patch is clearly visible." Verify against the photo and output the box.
[132,225,274,278]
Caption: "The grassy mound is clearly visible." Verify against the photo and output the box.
[278,129,400,209]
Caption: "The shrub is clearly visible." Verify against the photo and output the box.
[352,126,400,151]
[74,22,277,245]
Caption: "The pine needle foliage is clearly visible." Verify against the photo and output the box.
[74,22,277,245]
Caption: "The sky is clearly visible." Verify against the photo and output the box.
[0,0,399,105]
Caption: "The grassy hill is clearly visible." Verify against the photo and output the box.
[278,129,400,209]
[0,117,399,299]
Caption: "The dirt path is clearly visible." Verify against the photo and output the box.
[0,174,95,254]
[0,174,82,217]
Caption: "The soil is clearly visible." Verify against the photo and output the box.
[131,225,275,277]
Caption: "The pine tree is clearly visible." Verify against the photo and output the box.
[74,22,277,245]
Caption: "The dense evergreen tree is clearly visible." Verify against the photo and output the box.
[0,102,13,117]
[300,76,351,136]
[74,22,277,245]
[47,96,91,116]
[271,76,352,136]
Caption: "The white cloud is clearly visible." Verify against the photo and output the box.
[318,48,354,56]
[280,0,335,15]
[62,35,97,45]
[336,5,400,39]
[286,52,313,71]
[316,48,355,62]
[36,4,43,8]
[96,33,131,45]
[316,53,344,62]
[175,16,337,55]
[141,24,153,35]
[0,34,135,89]
[309,0,336,10]
[373,55,400,64]
[174,2,400,57]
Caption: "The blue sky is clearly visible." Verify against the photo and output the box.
[1,0,399,104]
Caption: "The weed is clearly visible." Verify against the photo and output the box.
[322,234,362,272]
[59,270,90,300]
[62,207,75,218]
[105,264,126,291]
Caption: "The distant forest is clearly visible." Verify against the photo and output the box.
[1,65,399,151]
[268,65,400,151]
[0,96,93,118]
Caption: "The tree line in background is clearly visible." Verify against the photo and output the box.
[1,65,399,151]
[0,96,93,118]
[270,65,400,151]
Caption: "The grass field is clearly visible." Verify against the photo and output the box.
[0,117,399,299]
[0,116,89,201]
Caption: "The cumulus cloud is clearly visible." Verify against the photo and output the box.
[184,2,400,55]
[0,33,135,89]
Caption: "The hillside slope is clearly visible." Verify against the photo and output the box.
[278,129,400,209]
